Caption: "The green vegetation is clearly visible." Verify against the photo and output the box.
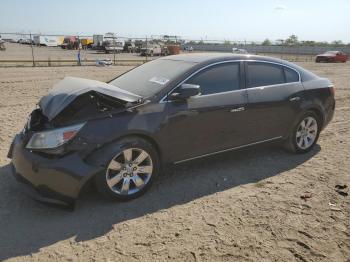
[189,35,349,47]
[259,35,349,47]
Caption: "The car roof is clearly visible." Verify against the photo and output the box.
[158,52,318,84]
[160,52,289,65]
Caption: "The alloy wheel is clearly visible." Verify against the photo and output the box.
[295,116,318,150]
[106,148,153,195]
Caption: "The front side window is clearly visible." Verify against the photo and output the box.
[247,62,285,88]
[185,63,240,95]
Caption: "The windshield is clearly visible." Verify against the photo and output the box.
[109,59,195,98]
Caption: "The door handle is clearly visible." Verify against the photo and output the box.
[289,97,301,102]
[230,107,245,112]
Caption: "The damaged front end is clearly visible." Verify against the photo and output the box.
[48,91,131,126]
[17,77,143,154]
[39,76,143,127]
[8,77,144,208]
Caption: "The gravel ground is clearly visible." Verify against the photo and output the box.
[0,61,349,262]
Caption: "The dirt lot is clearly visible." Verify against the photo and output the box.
[0,61,349,262]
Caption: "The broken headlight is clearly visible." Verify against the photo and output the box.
[26,123,85,149]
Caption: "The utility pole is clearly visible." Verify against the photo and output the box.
[145,36,148,62]
[29,33,35,67]
[113,34,116,65]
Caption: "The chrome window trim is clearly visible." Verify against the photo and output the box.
[188,88,245,98]
[159,59,301,103]
[173,136,282,164]
[242,80,300,92]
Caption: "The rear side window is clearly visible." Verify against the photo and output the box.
[284,67,299,83]
[247,62,285,88]
[185,63,240,95]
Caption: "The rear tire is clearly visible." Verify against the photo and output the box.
[95,137,160,201]
[284,111,321,154]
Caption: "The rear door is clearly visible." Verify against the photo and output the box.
[244,61,304,141]
[162,62,250,162]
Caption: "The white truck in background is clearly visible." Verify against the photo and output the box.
[92,35,104,49]
[33,35,59,47]
[102,33,125,53]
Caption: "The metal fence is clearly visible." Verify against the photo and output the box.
[1,32,349,67]
[0,33,161,67]
[187,43,350,58]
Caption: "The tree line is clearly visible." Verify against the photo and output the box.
[261,35,348,47]
[186,35,348,47]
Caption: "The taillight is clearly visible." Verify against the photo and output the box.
[329,86,335,96]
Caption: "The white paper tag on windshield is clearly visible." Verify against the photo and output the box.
[149,76,169,85]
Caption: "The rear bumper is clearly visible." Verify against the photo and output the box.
[9,134,101,206]
[323,99,335,130]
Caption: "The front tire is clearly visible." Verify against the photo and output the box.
[95,137,160,201]
[285,112,321,154]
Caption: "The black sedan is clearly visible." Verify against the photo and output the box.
[8,53,335,208]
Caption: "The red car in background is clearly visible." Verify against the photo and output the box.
[316,51,348,63]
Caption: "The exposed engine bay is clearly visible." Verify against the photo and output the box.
[27,76,143,131]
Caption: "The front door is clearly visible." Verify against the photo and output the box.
[162,62,249,162]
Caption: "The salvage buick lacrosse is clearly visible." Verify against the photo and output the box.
[8,53,335,208]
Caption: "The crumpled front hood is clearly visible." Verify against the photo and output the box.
[39,77,142,121]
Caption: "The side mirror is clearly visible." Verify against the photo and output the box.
[170,84,201,100]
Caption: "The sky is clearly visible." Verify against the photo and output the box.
[0,0,349,43]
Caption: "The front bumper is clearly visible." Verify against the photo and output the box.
[8,134,101,207]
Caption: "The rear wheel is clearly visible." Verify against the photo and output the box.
[285,112,320,154]
[95,137,160,201]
